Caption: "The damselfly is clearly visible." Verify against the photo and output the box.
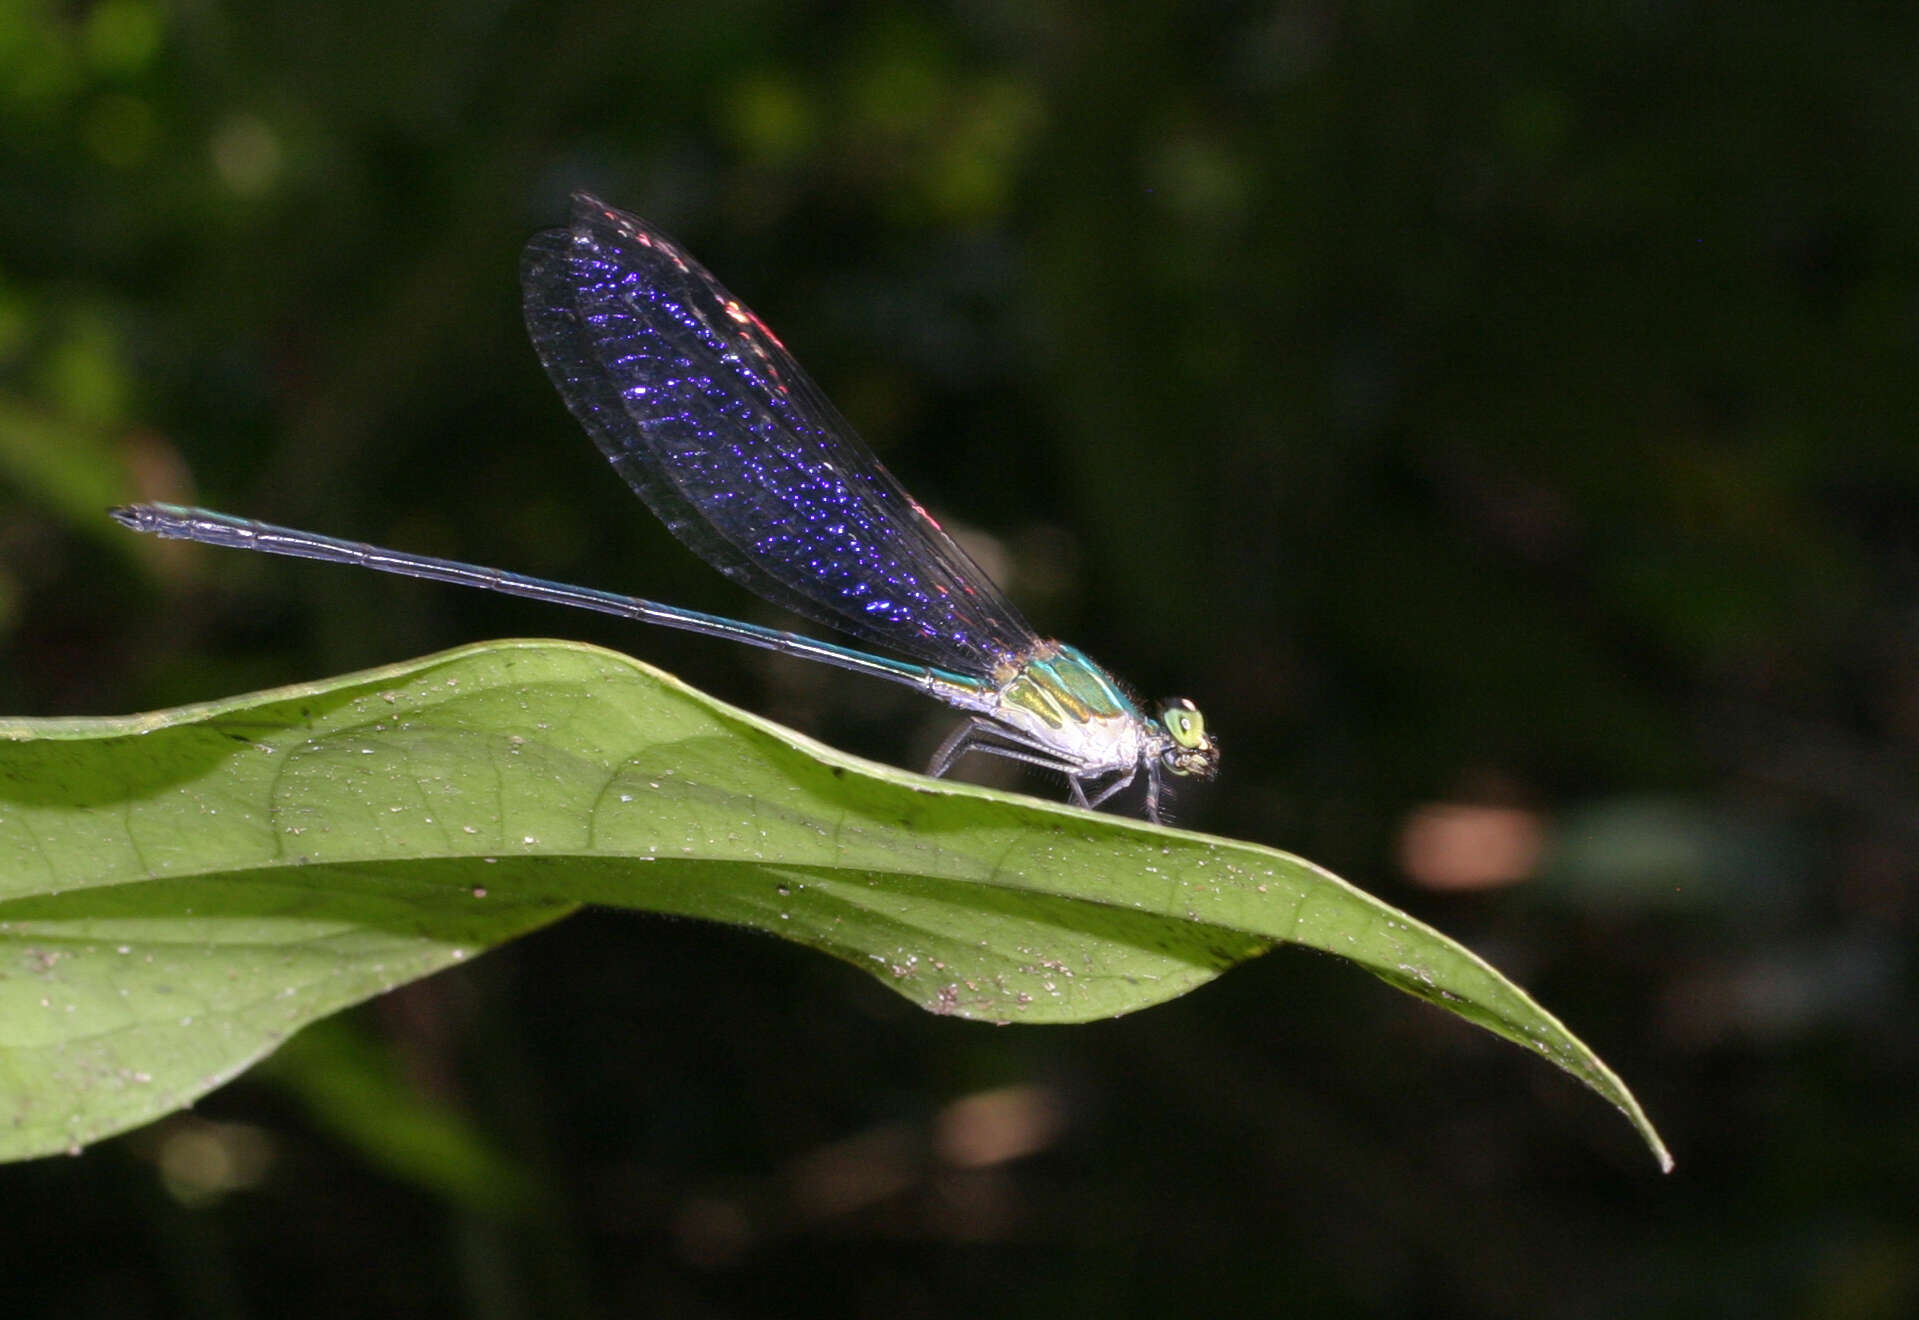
[113,195,1219,820]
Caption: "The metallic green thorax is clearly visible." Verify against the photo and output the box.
[925,639,1216,817]
[997,643,1143,730]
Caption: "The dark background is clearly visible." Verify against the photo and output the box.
[3,2,1915,1316]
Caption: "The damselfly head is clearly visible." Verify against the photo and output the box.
[1155,697,1219,779]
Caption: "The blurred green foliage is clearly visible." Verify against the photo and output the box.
[1,1,1915,1316]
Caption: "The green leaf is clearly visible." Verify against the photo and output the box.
[0,640,1671,1170]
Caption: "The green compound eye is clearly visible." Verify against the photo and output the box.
[1155,698,1218,781]
[1161,698,1206,749]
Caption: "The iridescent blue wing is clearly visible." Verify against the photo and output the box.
[521,193,1041,676]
